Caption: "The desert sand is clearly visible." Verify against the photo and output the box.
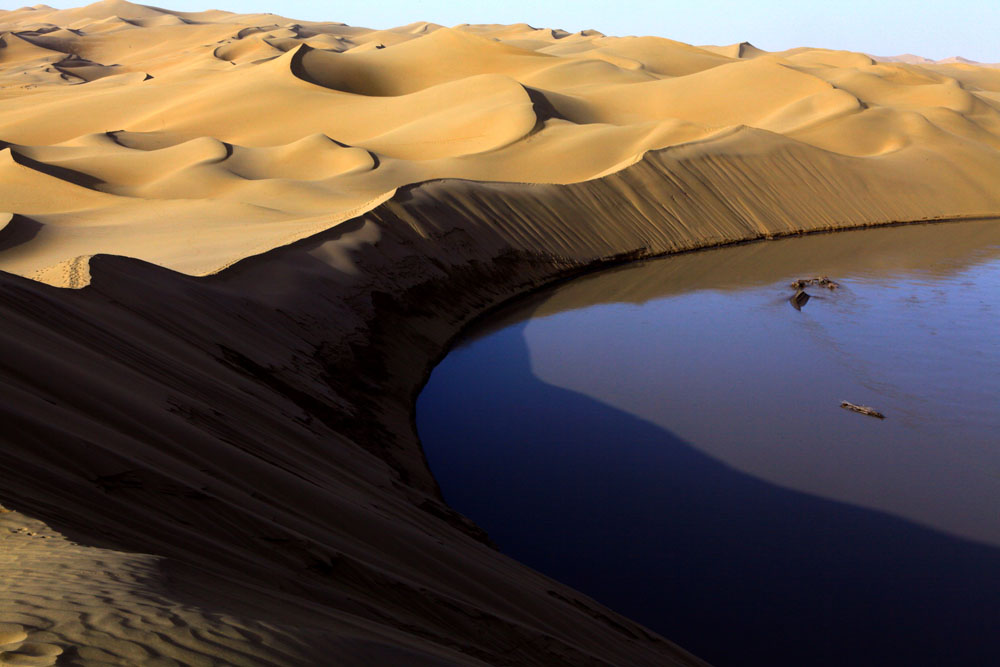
[2,2,1000,665]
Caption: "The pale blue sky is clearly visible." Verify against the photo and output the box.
[21,0,1000,62]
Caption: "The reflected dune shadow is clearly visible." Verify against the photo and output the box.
[458,219,1000,345]
[418,321,1000,667]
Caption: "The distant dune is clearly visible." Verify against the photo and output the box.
[2,2,1000,665]
[872,52,1000,67]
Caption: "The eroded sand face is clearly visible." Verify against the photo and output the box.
[3,2,1000,285]
[3,3,1000,666]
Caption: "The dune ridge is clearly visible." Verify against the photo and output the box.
[3,2,1000,285]
[3,2,1000,665]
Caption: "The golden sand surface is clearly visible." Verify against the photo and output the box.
[3,1,1000,286]
[2,2,1000,665]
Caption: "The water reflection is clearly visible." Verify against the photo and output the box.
[417,220,1000,666]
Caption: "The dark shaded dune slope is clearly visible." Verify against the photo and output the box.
[2,132,1000,664]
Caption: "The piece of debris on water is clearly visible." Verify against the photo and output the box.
[791,276,840,290]
[789,289,810,310]
[840,401,885,419]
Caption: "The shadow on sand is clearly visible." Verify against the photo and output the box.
[417,321,1000,667]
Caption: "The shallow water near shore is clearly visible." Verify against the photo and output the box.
[417,220,1000,666]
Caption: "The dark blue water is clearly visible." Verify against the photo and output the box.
[417,222,1000,666]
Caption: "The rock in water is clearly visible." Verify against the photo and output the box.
[841,401,886,419]
[790,289,810,310]
[791,276,840,290]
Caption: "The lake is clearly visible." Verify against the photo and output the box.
[416,220,1000,666]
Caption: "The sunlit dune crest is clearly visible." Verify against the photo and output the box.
[2,1,1000,286]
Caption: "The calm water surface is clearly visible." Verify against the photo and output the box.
[416,221,1000,666]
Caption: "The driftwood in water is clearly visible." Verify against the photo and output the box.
[792,276,840,290]
[789,289,810,310]
[841,401,885,419]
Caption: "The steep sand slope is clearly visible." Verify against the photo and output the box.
[2,3,1000,665]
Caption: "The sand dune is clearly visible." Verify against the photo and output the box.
[2,2,1000,665]
[3,5,1000,285]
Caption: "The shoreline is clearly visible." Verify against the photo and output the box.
[3,138,1000,664]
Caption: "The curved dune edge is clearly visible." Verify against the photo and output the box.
[2,120,1000,665]
[26,190,397,288]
